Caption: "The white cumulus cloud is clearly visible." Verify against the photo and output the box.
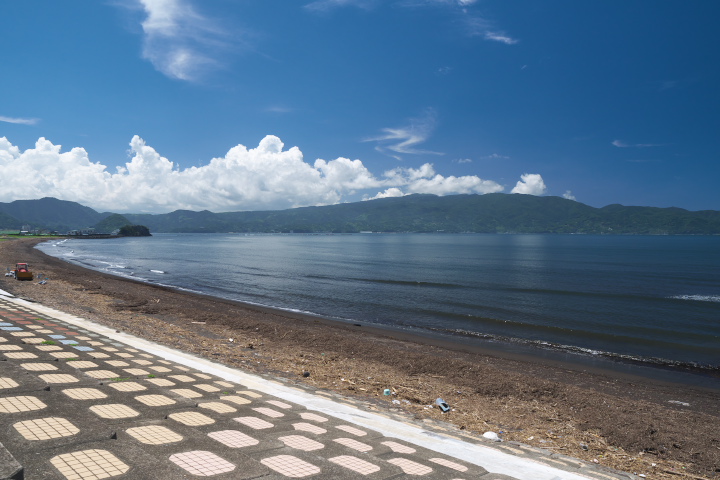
[563,190,576,201]
[386,164,502,195]
[511,173,547,195]
[365,187,407,200]
[0,135,511,214]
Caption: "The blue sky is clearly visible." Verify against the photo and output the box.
[1,0,718,213]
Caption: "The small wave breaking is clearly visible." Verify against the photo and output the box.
[671,295,720,303]
[431,327,720,372]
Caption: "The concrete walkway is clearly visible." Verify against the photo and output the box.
[0,295,637,480]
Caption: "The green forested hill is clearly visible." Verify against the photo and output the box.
[3,194,720,234]
[0,197,106,231]
[124,193,720,234]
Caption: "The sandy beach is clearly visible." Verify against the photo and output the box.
[1,237,718,479]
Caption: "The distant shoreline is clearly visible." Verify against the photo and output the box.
[4,193,720,235]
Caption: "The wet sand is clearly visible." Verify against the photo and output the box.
[2,237,719,479]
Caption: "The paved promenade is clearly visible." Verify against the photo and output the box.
[0,294,636,480]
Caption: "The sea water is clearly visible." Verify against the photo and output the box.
[37,233,720,376]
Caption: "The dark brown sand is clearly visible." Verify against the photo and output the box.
[2,237,719,479]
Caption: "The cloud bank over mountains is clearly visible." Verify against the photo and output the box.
[0,135,545,214]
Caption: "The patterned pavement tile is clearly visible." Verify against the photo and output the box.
[67,360,98,369]
[146,378,174,387]
[35,345,63,352]
[170,388,203,399]
[198,401,238,414]
[62,388,108,400]
[84,370,120,379]
[194,383,221,392]
[0,377,20,389]
[10,331,35,337]
[126,425,183,445]
[14,417,79,441]
[237,390,263,399]
[169,411,215,426]
[148,365,172,373]
[131,359,152,365]
[299,412,328,423]
[0,345,23,351]
[20,362,58,371]
[4,352,38,359]
[220,395,251,406]
[234,416,274,430]
[334,437,373,453]
[429,457,469,472]
[253,407,285,418]
[292,422,327,435]
[50,449,129,480]
[266,400,293,409]
[208,429,260,448]
[261,454,321,478]
[135,394,177,406]
[329,455,381,475]
[169,450,236,476]
[387,457,433,475]
[336,424,368,437]
[105,360,130,367]
[0,396,47,413]
[89,351,111,359]
[89,404,141,419]
[382,440,417,454]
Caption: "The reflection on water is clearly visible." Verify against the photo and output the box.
[38,233,720,370]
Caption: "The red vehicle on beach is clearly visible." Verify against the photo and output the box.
[14,263,33,281]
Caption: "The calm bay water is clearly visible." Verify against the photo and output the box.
[38,234,720,373]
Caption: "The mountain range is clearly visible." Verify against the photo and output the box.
[0,195,719,235]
